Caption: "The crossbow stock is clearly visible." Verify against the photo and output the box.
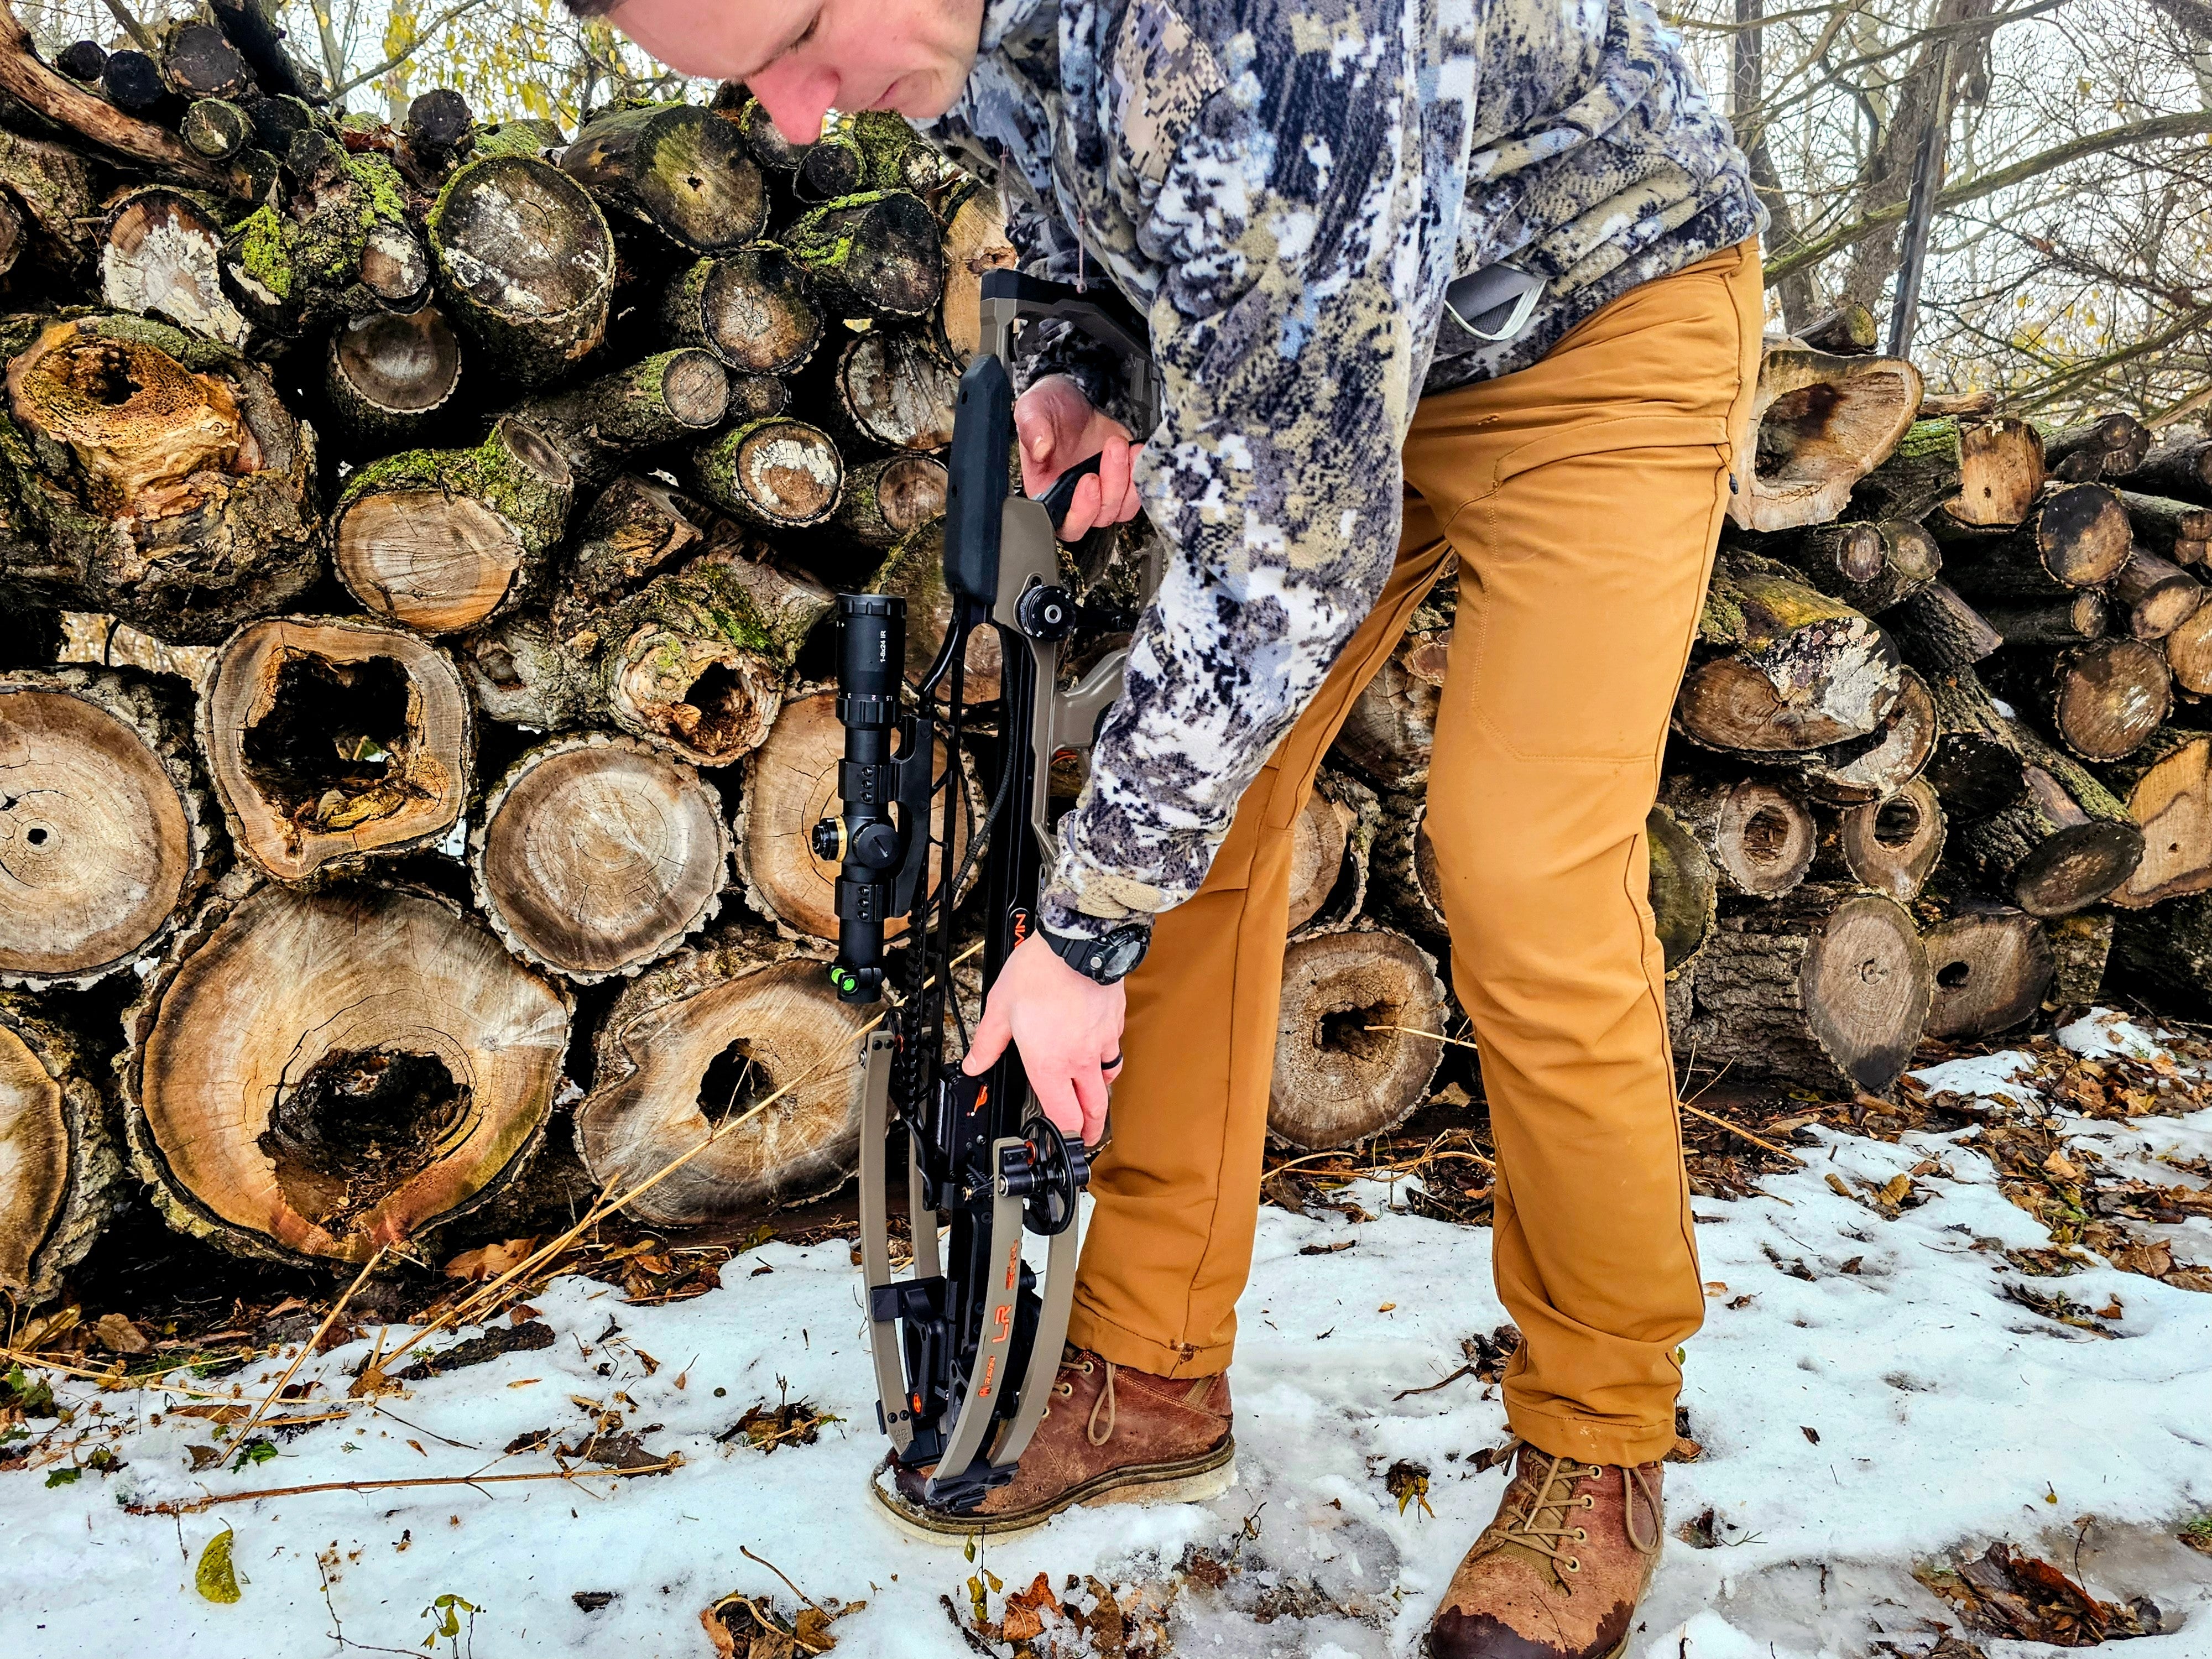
[817,271,1161,1513]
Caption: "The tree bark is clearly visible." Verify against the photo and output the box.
[1919,895,2053,1041]
[1919,664,2030,817]
[0,124,99,289]
[509,348,731,492]
[1796,302,1880,354]
[199,615,472,884]
[322,302,465,451]
[218,143,427,336]
[659,246,823,375]
[778,190,944,321]
[1795,664,1937,804]
[1674,558,1903,753]
[560,102,766,253]
[2039,413,2152,482]
[688,416,843,530]
[2107,547,2203,642]
[2113,435,2212,505]
[472,733,730,982]
[1266,926,1447,1150]
[2045,909,2114,1008]
[1808,775,1945,902]
[1986,637,2171,763]
[831,452,946,546]
[1646,802,1719,975]
[1954,724,2144,916]
[1851,415,2044,526]
[2112,487,2212,561]
[0,314,321,645]
[427,154,614,385]
[575,926,874,1224]
[1761,518,1939,615]
[123,878,570,1265]
[1658,771,1816,899]
[0,7,231,189]
[733,686,977,942]
[1975,591,2108,650]
[833,327,958,452]
[556,472,716,622]
[0,666,220,988]
[1937,482,2132,596]
[1731,347,1923,533]
[332,415,575,635]
[1682,883,1933,1098]
[100,186,251,348]
[2095,728,2212,909]
[1885,580,2004,674]
[0,993,122,1305]
[2110,890,2212,1013]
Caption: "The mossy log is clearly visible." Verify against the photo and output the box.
[123,878,570,1265]
[1760,518,1939,616]
[1674,557,1903,753]
[332,415,575,635]
[220,144,428,335]
[721,90,811,174]
[688,416,843,529]
[1266,926,1447,1150]
[2114,487,2212,562]
[180,97,253,160]
[1370,789,1447,938]
[1731,347,1922,532]
[1794,664,1936,804]
[1682,883,1932,1097]
[1884,580,2004,675]
[2045,908,2115,1007]
[831,452,947,546]
[2114,436,2212,505]
[1985,637,2172,763]
[734,686,977,941]
[1808,776,1945,902]
[865,518,1000,699]
[100,186,251,347]
[1851,414,2044,526]
[428,154,614,385]
[509,348,731,491]
[322,302,465,450]
[659,246,823,375]
[779,190,944,320]
[199,615,472,884]
[0,994,123,1305]
[575,927,874,1224]
[0,7,233,190]
[833,327,959,452]
[0,314,320,644]
[1919,894,2054,1041]
[560,102,766,252]
[0,667,221,988]
[461,543,831,765]
[1646,802,1718,975]
[1657,771,1816,899]
[471,733,730,982]
[2095,728,2212,909]
[0,125,100,288]
[1937,483,2131,600]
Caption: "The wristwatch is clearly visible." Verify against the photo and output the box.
[1042,923,1150,985]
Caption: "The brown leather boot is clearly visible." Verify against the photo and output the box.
[871,1345,1235,1540]
[1426,1443,1664,1659]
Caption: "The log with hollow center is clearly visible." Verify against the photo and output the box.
[124,881,570,1264]
[0,667,216,986]
[1266,927,1448,1151]
[1658,771,1816,900]
[575,929,874,1224]
[1809,775,1946,902]
[473,734,730,981]
[1733,348,1923,533]
[201,617,472,882]
[1920,896,2054,1041]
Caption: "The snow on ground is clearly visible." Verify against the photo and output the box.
[4,1012,2211,1658]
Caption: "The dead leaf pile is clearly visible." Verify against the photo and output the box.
[1915,1542,2159,1645]
[1963,1119,2212,1293]
[701,1589,856,1658]
[719,1394,838,1454]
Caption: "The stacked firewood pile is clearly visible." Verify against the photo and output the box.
[3,11,2211,1308]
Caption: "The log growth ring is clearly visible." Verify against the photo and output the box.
[0,1021,67,1291]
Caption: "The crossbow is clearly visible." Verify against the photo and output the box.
[816,270,1161,1514]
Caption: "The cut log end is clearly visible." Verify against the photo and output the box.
[2106,732,2212,909]
[474,735,730,981]
[127,883,570,1264]
[691,418,843,529]
[1646,804,1717,974]
[1735,349,1923,533]
[1266,928,1447,1150]
[1817,775,1945,902]
[1922,902,2054,1041]
[1661,773,1816,899]
[0,1004,119,1302]
[327,304,464,439]
[430,155,613,385]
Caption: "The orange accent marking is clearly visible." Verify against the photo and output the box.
[1004,1242,1020,1292]
[979,1357,998,1397]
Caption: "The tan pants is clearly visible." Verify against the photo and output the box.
[1065,239,1766,1467]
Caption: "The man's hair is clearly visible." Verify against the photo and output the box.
[562,0,619,16]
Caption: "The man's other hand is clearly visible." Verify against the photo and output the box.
[1014,375,1144,540]
[961,931,1126,1145]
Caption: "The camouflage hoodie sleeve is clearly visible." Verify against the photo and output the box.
[1036,3,1471,941]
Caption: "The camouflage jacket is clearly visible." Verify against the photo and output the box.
[922,0,1761,941]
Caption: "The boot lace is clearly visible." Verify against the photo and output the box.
[1042,1345,1119,1446]
[1477,1442,1663,1587]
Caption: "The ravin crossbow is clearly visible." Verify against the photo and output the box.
[815,269,1160,1515]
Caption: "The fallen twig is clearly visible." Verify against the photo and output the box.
[234,1246,385,1445]
[1680,1100,1803,1161]
[125,1456,682,1515]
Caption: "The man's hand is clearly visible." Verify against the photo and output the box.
[1014,375,1145,540]
[961,931,1126,1145]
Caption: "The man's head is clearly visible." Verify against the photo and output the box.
[581,0,987,146]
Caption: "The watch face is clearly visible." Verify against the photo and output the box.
[1085,927,1148,982]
